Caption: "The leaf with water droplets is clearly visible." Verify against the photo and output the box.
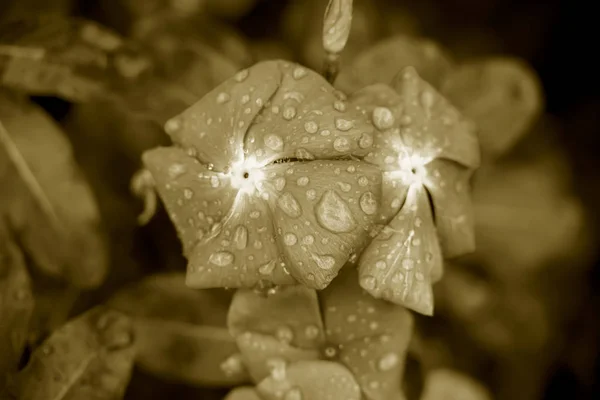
[335,35,454,94]
[0,94,107,288]
[0,15,153,102]
[107,273,246,386]
[0,235,34,385]
[358,185,443,315]
[228,285,325,350]
[442,58,543,159]
[225,387,263,400]
[421,369,492,400]
[244,61,375,165]
[160,60,281,172]
[261,160,381,289]
[4,306,134,400]
[256,360,362,400]
[320,269,414,400]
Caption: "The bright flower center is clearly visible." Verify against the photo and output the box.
[229,157,265,195]
[387,153,430,186]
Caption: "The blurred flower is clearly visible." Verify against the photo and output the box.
[224,268,413,400]
[143,60,382,291]
[421,369,492,400]
[348,67,480,315]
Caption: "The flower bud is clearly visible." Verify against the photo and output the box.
[322,0,353,55]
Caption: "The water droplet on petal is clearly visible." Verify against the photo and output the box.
[284,233,298,246]
[210,176,220,188]
[234,69,249,82]
[335,118,354,131]
[216,92,230,104]
[372,107,395,130]
[297,176,310,186]
[312,254,336,270]
[276,325,294,343]
[359,133,373,148]
[284,387,303,400]
[304,121,318,133]
[209,251,234,266]
[378,352,399,371]
[277,192,303,218]
[274,177,287,191]
[168,163,186,178]
[265,134,284,151]
[357,176,369,187]
[316,190,356,232]
[361,275,377,290]
[306,189,317,200]
[259,260,276,275]
[375,260,387,269]
[293,67,308,79]
[333,137,351,152]
[304,324,320,339]
[283,106,297,120]
[164,117,182,134]
[233,225,248,250]
[183,188,194,199]
[333,100,346,112]
[359,191,378,215]
[402,258,415,270]
[220,353,245,376]
[302,235,315,245]
[295,148,315,160]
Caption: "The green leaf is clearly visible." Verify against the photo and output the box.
[0,15,153,102]
[0,232,34,387]
[108,273,248,387]
[0,93,108,288]
[3,306,135,400]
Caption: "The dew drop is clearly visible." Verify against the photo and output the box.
[337,182,351,192]
[302,235,315,245]
[284,387,303,400]
[259,260,276,275]
[209,251,234,266]
[414,217,423,227]
[312,254,336,270]
[335,118,354,131]
[295,148,315,160]
[233,225,248,250]
[306,189,317,200]
[375,260,387,269]
[283,106,297,120]
[168,163,186,178]
[220,354,245,376]
[378,352,399,371]
[210,176,220,188]
[402,258,415,270]
[304,120,318,133]
[234,69,249,82]
[183,188,194,200]
[333,137,351,152]
[357,176,369,187]
[297,176,310,186]
[372,107,395,130]
[293,67,308,79]
[264,134,284,151]
[316,190,356,233]
[164,117,182,134]
[216,92,230,104]
[274,177,287,191]
[361,275,377,290]
[333,100,346,112]
[304,324,320,339]
[277,192,303,218]
[284,233,298,246]
[359,133,373,148]
[276,325,295,343]
[359,191,378,215]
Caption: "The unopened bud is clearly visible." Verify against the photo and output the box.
[322,0,353,55]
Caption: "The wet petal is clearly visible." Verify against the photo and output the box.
[142,146,237,256]
[442,58,543,158]
[262,160,382,289]
[163,61,282,171]
[225,387,263,400]
[228,286,325,350]
[358,185,443,315]
[335,35,454,94]
[244,61,375,165]
[423,159,476,256]
[186,193,295,289]
[236,332,320,382]
[421,369,492,400]
[256,360,362,400]
[391,67,480,169]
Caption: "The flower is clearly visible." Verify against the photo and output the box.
[223,268,413,400]
[142,60,381,291]
[348,67,480,315]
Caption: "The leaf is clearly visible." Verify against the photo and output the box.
[0,232,34,386]
[0,15,153,102]
[0,93,108,288]
[335,35,454,94]
[108,273,249,387]
[441,57,544,159]
[3,306,135,400]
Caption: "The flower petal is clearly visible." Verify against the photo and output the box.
[256,360,362,400]
[358,184,443,315]
[423,159,476,257]
[441,58,543,158]
[335,35,454,94]
[262,160,382,289]
[391,66,480,169]
[162,60,282,171]
[228,286,325,350]
[236,332,320,382]
[225,387,263,400]
[244,61,375,165]
[142,146,237,256]
[320,269,414,400]
[186,193,295,289]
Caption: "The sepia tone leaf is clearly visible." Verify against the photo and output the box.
[0,93,108,288]
[0,231,34,387]
[0,15,153,102]
[108,273,248,387]
[3,306,135,400]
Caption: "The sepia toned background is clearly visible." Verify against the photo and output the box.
[1,0,599,399]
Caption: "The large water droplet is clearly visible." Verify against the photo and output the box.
[277,192,303,218]
[274,177,287,191]
[359,133,373,148]
[164,117,182,135]
[265,134,284,151]
[316,190,356,233]
[284,233,298,246]
[283,106,297,120]
[361,275,377,290]
[333,137,351,152]
[209,251,234,266]
[335,118,354,131]
[372,107,395,130]
[312,254,336,270]
[220,353,245,376]
[297,176,310,186]
[259,260,276,275]
[295,148,315,160]
[359,191,378,215]
[293,67,308,79]
[304,121,318,134]
[233,225,248,250]
[378,352,399,371]
[216,92,230,104]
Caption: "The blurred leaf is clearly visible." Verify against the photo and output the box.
[108,273,247,387]
[0,0,72,22]
[442,57,544,159]
[335,35,454,94]
[421,369,492,400]
[0,15,154,102]
[204,0,259,19]
[0,93,108,288]
[2,306,135,400]
[0,232,34,387]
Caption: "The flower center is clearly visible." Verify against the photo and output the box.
[395,154,429,186]
[229,157,265,195]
